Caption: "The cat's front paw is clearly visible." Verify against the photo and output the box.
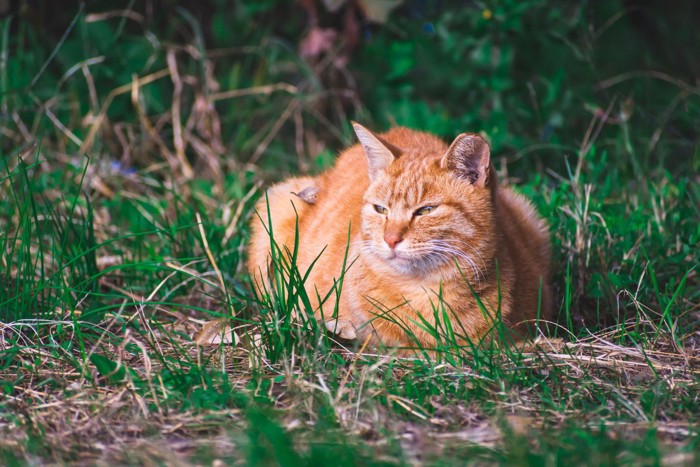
[324,319,357,340]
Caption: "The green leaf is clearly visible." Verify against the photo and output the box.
[90,353,127,384]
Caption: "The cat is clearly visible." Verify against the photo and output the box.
[247,123,552,351]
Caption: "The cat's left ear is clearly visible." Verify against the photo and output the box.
[352,122,401,182]
[441,133,490,187]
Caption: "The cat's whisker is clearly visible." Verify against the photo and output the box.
[431,239,487,271]
[428,241,486,282]
[423,245,484,287]
[400,244,484,288]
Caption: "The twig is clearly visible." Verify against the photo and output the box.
[196,212,239,345]
[79,68,171,154]
[249,98,299,165]
[210,83,298,101]
[167,48,194,179]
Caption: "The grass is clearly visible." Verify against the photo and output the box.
[1,1,699,465]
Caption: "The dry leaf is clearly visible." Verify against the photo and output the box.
[193,318,233,345]
[292,186,319,204]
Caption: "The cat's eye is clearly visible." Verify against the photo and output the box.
[373,204,389,215]
[414,206,436,216]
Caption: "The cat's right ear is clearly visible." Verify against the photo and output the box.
[441,133,491,187]
[352,122,400,182]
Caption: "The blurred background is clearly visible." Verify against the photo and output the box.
[4,0,699,175]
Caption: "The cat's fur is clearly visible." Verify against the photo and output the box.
[248,124,551,349]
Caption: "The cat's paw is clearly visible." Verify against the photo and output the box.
[324,319,357,340]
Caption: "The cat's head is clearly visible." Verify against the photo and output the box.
[354,123,496,277]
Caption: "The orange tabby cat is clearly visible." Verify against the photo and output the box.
[248,123,551,350]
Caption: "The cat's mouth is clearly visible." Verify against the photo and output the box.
[384,249,414,266]
[386,249,406,260]
[382,247,449,274]
[369,242,430,272]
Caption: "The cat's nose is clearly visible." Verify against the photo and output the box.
[384,232,403,249]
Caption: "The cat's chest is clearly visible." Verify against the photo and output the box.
[349,268,466,313]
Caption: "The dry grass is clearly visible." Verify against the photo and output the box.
[2,317,698,463]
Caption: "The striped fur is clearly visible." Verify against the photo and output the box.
[248,125,552,350]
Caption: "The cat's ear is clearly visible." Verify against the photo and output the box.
[352,122,400,182]
[441,133,490,186]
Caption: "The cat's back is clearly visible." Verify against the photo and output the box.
[495,187,552,320]
[496,188,550,262]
